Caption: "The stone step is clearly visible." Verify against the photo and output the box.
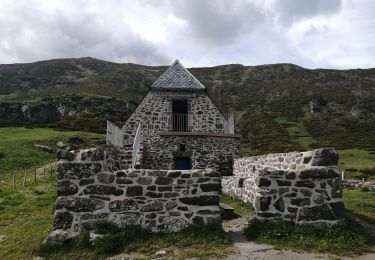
[219,203,235,219]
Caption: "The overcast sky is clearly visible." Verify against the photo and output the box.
[0,0,374,69]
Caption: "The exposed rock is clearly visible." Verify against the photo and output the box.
[34,144,54,154]
[44,229,71,245]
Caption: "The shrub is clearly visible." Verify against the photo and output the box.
[361,167,375,175]
[0,151,4,159]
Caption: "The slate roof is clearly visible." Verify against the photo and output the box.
[151,60,205,90]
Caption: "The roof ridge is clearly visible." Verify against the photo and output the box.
[150,59,205,90]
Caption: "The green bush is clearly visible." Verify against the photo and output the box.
[361,167,375,175]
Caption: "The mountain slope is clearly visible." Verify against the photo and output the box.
[0,57,374,154]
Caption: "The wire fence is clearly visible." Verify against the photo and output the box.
[0,161,57,190]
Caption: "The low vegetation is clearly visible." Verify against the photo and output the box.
[220,194,253,219]
[39,225,235,259]
[244,218,373,255]
[343,189,375,224]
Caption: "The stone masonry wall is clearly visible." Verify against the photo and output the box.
[46,148,221,244]
[121,90,227,146]
[143,134,239,176]
[222,148,346,226]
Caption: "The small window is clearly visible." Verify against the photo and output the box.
[238,178,244,188]
[174,157,191,170]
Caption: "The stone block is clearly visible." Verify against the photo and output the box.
[116,178,133,184]
[298,204,336,221]
[56,197,105,212]
[164,192,180,198]
[126,186,143,197]
[109,199,138,212]
[296,180,316,188]
[140,201,164,212]
[57,149,76,161]
[79,179,95,186]
[200,183,221,192]
[165,201,178,210]
[97,172,115,184]
[276,180,291,186]
[255,196,272,211]
[274,197,285,212]
[179,195,219,206]
[291,198,310,206]
[137,177,153,185]
[53,211,73,230]
[84,185,123,196]
[57,180,78,196]
[155,176,173,185]
[285,171,296,179]
[57,163,101,179]
[329,202,345,219]
[311,148,339,166]
[255,177,271,187]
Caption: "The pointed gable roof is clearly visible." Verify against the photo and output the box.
[151,60,205,90]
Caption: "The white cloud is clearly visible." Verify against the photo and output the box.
[0,0,373,68]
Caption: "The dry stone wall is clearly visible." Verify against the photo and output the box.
[46,148,221,244]
[222,148,346,226]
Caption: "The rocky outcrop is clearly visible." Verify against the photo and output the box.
[0,95,136,131]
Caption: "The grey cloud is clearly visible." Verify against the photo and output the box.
[275,0,343,25]
[0,1,169,64]
[171,0,265,45]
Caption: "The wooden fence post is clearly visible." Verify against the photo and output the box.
[12,172,15,189]
[34,168,37,183]
[50,165,53,178]
[23,172,27,186]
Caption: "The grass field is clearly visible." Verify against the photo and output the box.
[339,149,375,181]
[0,127,103,259]
[343,189,375,224]
[0,127,374,259]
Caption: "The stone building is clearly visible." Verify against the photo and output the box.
[112,60,240,175]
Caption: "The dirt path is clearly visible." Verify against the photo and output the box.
[223,216,375,260]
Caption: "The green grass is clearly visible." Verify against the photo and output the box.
[275,117,315,150]
[343,189,375,224]
[220,194,253,219]
[244,219,373,255]
[0,127,103,260]
[339,149,375,181]
[39,225,235,260]
[225,187,375,255]
[0,127,103,175]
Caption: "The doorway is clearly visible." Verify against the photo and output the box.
[172,99,188,131]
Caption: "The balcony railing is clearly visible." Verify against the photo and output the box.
[143,113,235,134]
